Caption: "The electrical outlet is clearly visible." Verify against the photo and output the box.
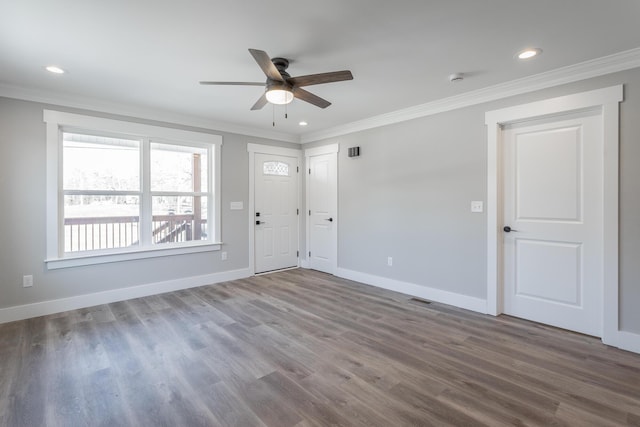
[23,275,33,288]
[387,257,393,266]
[221,251,227,261]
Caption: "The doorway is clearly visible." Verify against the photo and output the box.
[485,85,622,344]
[248,144,301,274]
[304,144,338,274]
[502,112,602,336]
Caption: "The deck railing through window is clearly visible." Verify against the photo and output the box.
[64,215,207,252]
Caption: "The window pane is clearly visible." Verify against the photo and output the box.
[151,143,208,192]
[64,195,140,252]
[263,161,290,176]
[63,133,140,191]
[152,196,207,244]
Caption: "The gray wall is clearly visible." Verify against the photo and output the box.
[308,68,640,334]
[0,97,298,309]
[335,113,487,298]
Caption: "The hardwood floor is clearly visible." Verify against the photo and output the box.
[1,268,639,426]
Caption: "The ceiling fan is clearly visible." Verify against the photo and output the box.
[200,49,353,110]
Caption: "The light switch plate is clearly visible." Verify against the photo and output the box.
[23,275,33,287]
[230,201,243,210]
[471,201,484,213]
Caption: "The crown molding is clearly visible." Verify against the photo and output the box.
[300,47,640,143]
[0,83,299,143]
[3,47,639,145]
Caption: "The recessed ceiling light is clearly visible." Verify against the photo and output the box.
[45,65,65,74]
[299,121,308,126]
[516,48,542,60]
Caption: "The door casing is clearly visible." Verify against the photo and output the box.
[485,85,622,346]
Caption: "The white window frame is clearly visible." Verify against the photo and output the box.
[44,110,222,269]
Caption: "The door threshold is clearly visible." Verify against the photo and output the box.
[255,266,299,276]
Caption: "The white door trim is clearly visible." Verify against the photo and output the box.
[485,85,623,347]
[304,143,339,274]
[247,143,302,275]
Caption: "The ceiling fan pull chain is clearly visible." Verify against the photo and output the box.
[272,103,275,127]
[285,102,288,119]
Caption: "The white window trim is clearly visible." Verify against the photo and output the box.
[44,110,223,269]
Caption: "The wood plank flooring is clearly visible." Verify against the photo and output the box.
[1,268,639,426]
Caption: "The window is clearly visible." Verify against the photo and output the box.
[150,142,209,246]
[63,133,141,252]
[263,161,290,176]
[45,110,222,268]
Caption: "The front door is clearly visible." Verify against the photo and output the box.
[254,153,298,274]
[502,111,603,336]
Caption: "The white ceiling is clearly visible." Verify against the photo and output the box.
[1,0,639,141]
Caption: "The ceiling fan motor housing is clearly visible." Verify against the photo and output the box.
[267,57,292,90]
[271,57,290,72]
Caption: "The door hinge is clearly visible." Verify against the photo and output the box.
[297,166,299,173]
[309,251,311,257]
[309,168,311,174]
[297,250,299,257]
[309,210,311,216]
[297,208,299,215]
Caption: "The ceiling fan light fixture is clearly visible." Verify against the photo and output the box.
[265,88,294,105]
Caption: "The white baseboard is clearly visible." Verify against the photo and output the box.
[335,267,487,314]
[615,330,640,354]
[0,268,251,324]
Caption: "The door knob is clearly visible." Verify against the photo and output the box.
[503,226,518,232]
[325,218,333,222]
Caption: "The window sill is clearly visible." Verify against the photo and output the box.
[45,242,222,270]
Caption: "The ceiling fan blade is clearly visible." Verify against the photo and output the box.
[248,49,283,82]
[293,88,331,109]
[288,70,353,87]
[250,93,269,110]
[200,81,265,86]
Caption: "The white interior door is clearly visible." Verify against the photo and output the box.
[307,151,337,274]
[502,111,603,336]
[254,153,298,274]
